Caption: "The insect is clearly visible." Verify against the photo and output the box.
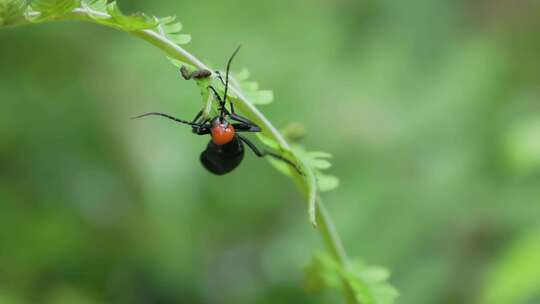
[133,46,298,175]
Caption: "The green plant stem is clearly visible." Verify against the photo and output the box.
[317,199,357,304]
[4,8,358,304]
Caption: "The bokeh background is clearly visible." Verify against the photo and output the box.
[1,0,540,303]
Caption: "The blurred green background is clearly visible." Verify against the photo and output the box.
[1,0,540,303]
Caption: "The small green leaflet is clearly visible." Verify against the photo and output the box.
[0,0,26,25]
[106,1,156,31]
[83,0,103,10]
[255,135,337,226]
[255,134,318,226]
[209,68,274,106]
[82,0,157,31]
[303,151,339,192]
[479,229,540,304]
[345,261,399,304]
[232,69,273,105]
[28,0,79,21]
[300,149,340,192]
[316,172,339,192]
[305,253,399,304]
[157,15,191,45]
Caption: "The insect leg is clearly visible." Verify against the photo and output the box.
[191,110,203,123]
[208,85,230,120]
[230,112,262,133]
[192,124,211,135]
[208,85,226,107]
[228,96,236,115]
[232,122,261,133]
[214,70,240,115]
[215,71,225,85]
[238,135,302,174]
[229,113,257,126]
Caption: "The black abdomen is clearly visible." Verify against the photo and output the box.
[200,137,244,175]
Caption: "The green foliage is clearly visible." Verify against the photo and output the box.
[262,143,339,225]
[81,0,157,31]
[157,15,191,45]
[306,253,398,304]
[233,69,274,105]
[104,1,156,31]
[29,0,79,21]
[295,147,340,192]
[479,229,540,304]
[502,117,540,175]
[0,0,26,25]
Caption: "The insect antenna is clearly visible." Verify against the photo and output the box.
[220,45,242,119]
[131,112,199,126]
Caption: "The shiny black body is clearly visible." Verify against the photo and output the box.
[200,137,244,175]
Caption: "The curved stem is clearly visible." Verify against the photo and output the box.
[79,7,290,151]
[2,9,357,303]
[317,200,356,303]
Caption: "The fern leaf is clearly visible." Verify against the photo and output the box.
[29,0,79,21]
[315,172,339,192]
[105,1,156,31]
[84,0,104,11]
[158,15,191,45]
[0,0,27,25]
[210,68,273,106]
[81,0,157,31]
[305,253,399,304]
[233,69,274,105]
